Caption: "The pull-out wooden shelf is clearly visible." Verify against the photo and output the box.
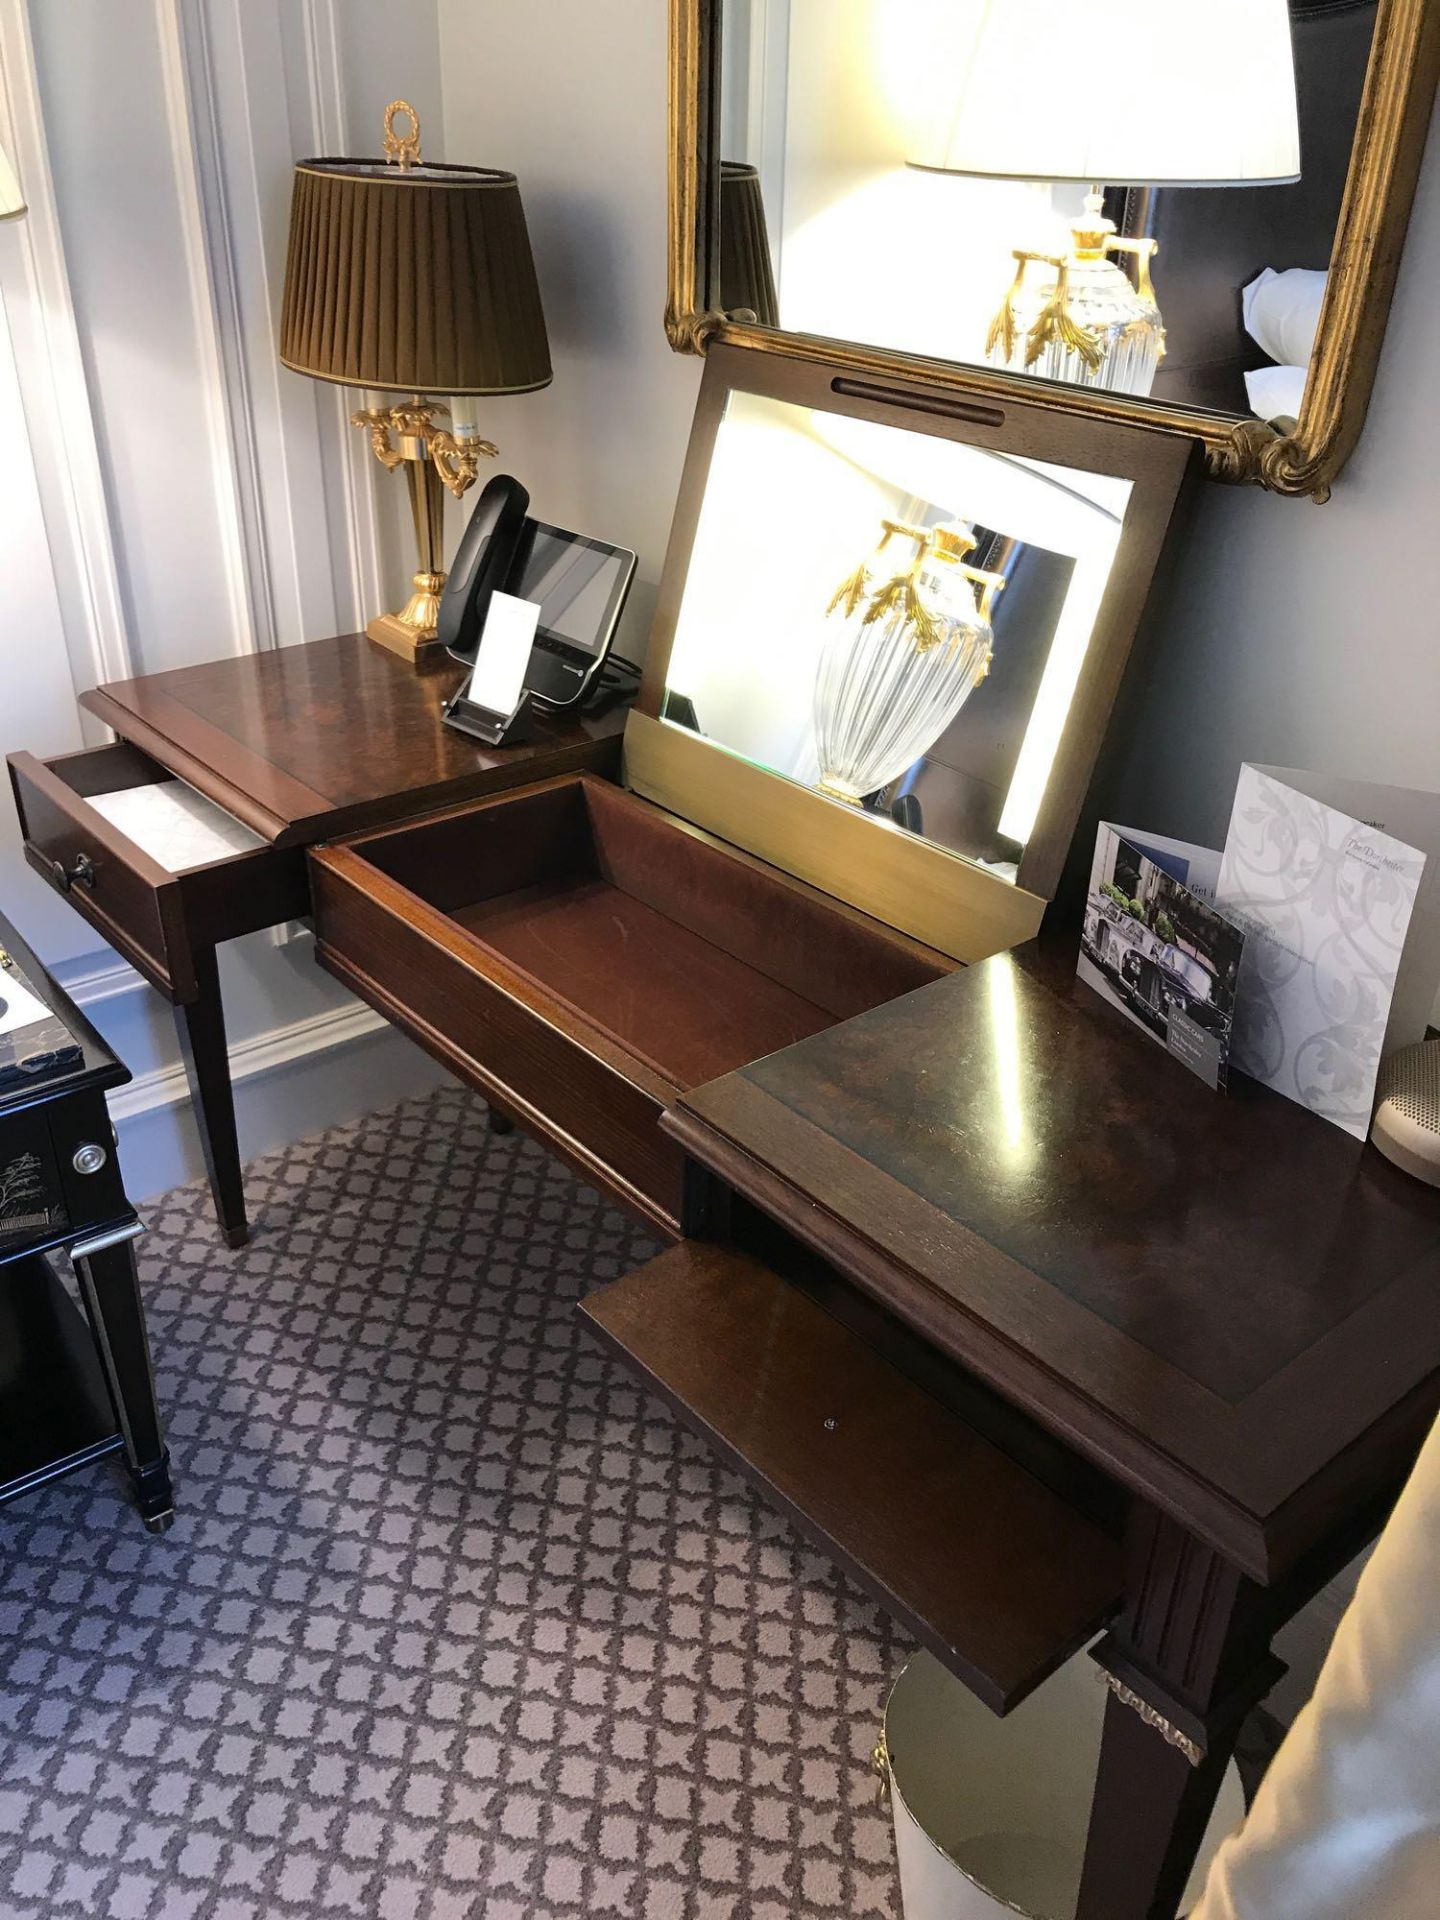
[310,774,949,1236]
[581,1240,1123,1714]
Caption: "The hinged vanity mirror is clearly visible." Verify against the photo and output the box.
[669,0,1440,499]
[309,342,1194,1235]
[628,343,1195,961]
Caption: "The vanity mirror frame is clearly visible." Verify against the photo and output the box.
[667,0,1440,501]
[626,342,1197,962]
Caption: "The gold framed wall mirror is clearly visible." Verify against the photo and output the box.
[668,0,1440,500]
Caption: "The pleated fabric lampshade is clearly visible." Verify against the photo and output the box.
[718,162,779,328]
[278,157,551,395]
[276,103,552,666]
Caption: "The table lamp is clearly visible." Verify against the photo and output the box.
[719,162,779,327]
[0,141,26,221]
[279,101,550,662]
[908,0,1300,396]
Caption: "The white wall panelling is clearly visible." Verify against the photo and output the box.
[2,0,446,1193]
[152,0,263,658]
[0,0,131,701]
[0,278,93,961]
[296,0,386,631]
[0,0,126,959]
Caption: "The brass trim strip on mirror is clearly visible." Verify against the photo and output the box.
[668,0,1440,500]
[623,711,1048,965]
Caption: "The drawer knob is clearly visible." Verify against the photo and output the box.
[51,852,96,893]
[72,1142,108,1176]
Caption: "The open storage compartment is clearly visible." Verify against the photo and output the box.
[311,774,948,1234]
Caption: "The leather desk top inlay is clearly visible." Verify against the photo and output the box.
[675,944,1440,1575]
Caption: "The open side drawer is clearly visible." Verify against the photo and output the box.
[9,744,308,1003]
[309,773,950,1237]
[581,1240,1124,1713]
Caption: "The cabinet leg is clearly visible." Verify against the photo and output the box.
[486,1106,515,1136]
[1076,1510,1278,1919]
[174,948,249,1248]
[72,1227,175,1533]
[1078,1685,1240,1919]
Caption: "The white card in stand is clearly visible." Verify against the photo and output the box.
[465,591,541,717]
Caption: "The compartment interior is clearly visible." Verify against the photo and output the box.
[352,776,948,1089]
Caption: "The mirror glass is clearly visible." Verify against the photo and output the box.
[717,0,1373,422]
[664,392,1132,879]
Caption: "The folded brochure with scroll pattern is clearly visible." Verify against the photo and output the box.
[1217,765,1440,1140]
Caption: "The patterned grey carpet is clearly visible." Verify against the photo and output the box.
[0,1082,908,1920]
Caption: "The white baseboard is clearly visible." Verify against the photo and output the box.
[50,943,448,1203]
[52,950,147,1009]
[54,936,389,1119]
[105,994,387,1122]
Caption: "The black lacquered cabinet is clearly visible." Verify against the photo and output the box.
[0,912,173,1531]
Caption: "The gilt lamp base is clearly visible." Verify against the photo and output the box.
[366,613,443,663]
[366,567,448,662]
[350,397,495,670]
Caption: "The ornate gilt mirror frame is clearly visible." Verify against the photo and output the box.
[667,0,1440,500]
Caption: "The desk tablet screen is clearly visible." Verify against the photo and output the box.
[517,524,632,656]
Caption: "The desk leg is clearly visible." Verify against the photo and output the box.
[1076,1511,1276,1920]
[174,947,249,1248]
[72,1227,175,1534]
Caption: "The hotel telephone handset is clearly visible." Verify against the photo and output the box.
[441,474,638,747]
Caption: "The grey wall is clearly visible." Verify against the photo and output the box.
[440,4,1439,850]
[1104,112,1440,844]
[437,0,704,664]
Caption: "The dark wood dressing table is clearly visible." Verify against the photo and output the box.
[584,942,1440,1918]
[10,343,1433,1917]
[9,634,624,1245]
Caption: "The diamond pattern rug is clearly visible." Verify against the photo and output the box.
[0,1082,908,1920]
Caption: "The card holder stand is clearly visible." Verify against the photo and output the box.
[441,684,538,749]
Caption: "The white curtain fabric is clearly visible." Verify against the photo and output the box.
[1191,1413,1440,1919]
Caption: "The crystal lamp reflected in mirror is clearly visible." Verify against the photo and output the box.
[985,205,1165,396]
[814,520,1005,808]
[908,0,1301,396]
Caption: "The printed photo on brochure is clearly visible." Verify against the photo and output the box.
[1079,822,1245,1091]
